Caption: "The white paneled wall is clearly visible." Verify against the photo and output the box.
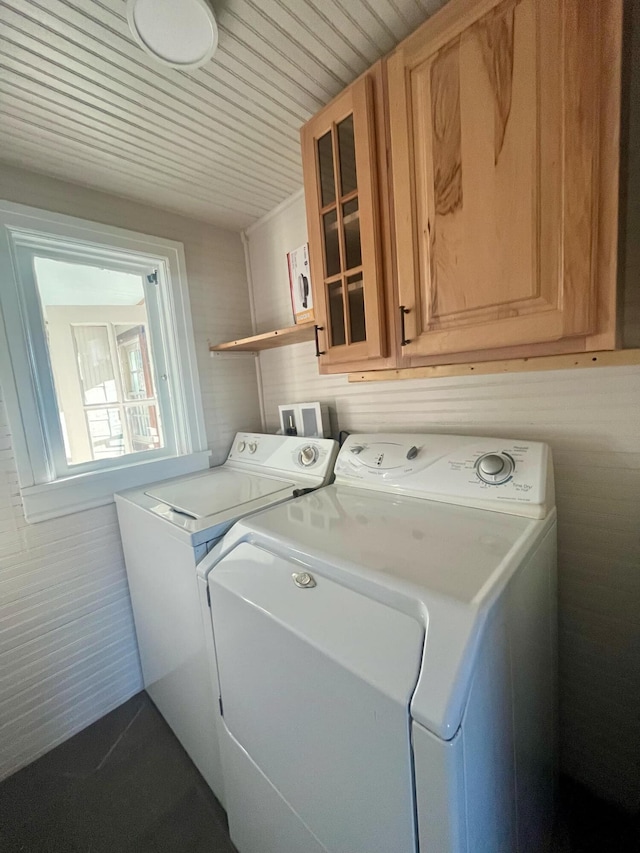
[247,192,640,811]
[0,388,141,781]
[0,164,261,781]
[244,189,306,331]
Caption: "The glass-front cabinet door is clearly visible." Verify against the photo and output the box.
[301,75,387,370]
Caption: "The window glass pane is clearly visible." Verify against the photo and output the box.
[338,115,357,196]
[72,325,117,404]
[317,131,336,206]
[323,209,341,278]
[115,324,156,401]
[86,407,125,460]
[342,198,362,270]
[328,281,346,346]
[32,257,164,466]
[125,404,162,452]
[347,274,366,343]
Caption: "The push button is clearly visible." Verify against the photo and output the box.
[292,571,316,589]
[479,454,504,476]
[475,452,514,484]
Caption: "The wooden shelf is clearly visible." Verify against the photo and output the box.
[209,322,316,353]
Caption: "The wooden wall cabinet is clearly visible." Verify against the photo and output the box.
[387,0,622,366]
[301,0,622,375]
[300,63,399,374]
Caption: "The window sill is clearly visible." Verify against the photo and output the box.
[20,451,212,523]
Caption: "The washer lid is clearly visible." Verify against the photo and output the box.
[145,469,293,519]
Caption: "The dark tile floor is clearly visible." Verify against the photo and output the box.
[0,691,638,853]
[0,693,235,853]
[553,778,640,853]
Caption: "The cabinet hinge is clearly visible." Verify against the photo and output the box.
[218,695,224,717]
[206,586,211,608]
[146,269,159,285]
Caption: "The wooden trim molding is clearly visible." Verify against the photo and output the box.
[348,348,640,382]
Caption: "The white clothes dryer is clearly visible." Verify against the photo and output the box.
[199,432,557,853]
[115,432,338,805]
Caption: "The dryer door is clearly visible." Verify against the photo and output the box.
[209,542,424,853]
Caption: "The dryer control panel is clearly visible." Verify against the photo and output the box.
[335,434,553,519]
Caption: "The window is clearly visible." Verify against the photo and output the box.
[33,259,165,468]
[0,202,210,522]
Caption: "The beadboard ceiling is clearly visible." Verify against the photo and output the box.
[0,0,446,230]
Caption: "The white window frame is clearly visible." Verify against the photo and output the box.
[0,201,210,522]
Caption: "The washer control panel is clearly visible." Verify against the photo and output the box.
[226,433,338,483]
[233,437,260,456]
[335,433,553,519]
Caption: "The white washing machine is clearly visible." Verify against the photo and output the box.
[199,433,558,853]
[115,432,338,805]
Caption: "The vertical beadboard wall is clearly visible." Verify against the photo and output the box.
[246,190,640,811]
[244,189,305,331]
[0,164,261,781]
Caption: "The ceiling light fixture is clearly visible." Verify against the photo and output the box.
[127,0,219,70]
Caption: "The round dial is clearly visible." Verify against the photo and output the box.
[248,441,257,454]
[298,445,319,467]
[476,452,514,484]
[237,440,246,452]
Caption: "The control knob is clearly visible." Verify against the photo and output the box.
[476,452,514,484]
[298,445,319,467]
[248,441,257,454]
[237,440,246,452]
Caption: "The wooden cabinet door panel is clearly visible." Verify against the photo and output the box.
[301,75,387,368]
[388,0,617,358]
